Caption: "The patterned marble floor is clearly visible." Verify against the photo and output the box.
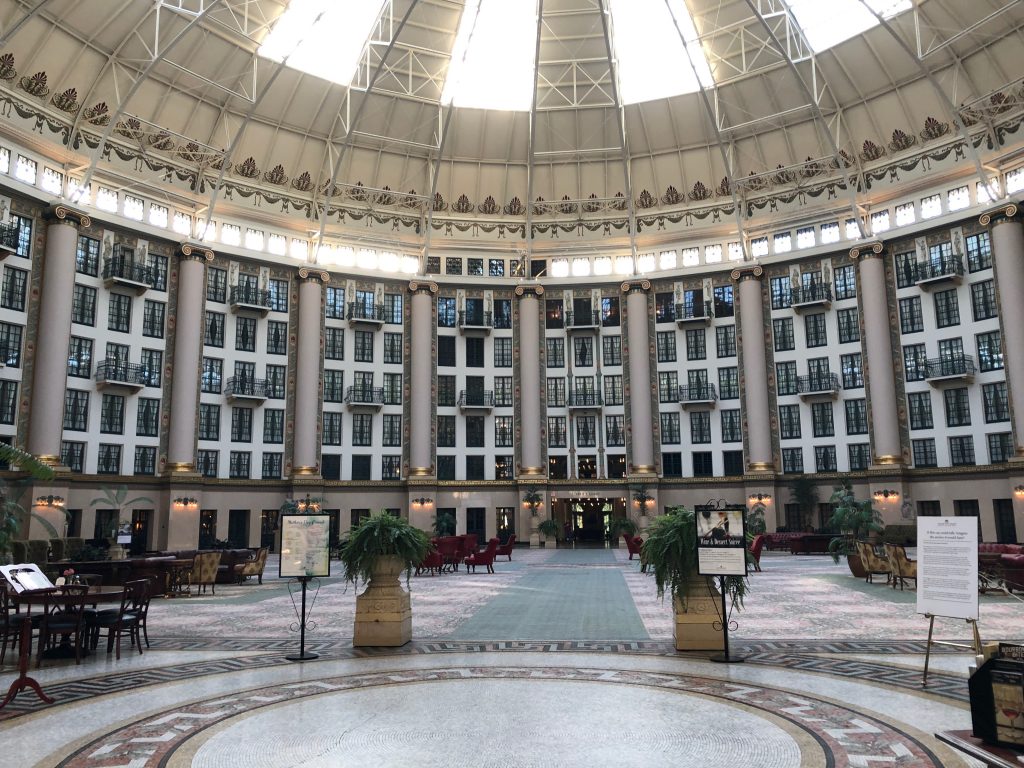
[1,546,1019,767]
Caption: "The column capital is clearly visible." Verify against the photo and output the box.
[514,283,544,297]
[848,241,886,261]
[730,264,764,282]
[177,242,214,262]
[620,279,651,294]
[407,280,439,294]
[297,267,330,283]
[43,203,90,228]
[979,201,1020,227]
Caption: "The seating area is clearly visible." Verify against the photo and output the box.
[416,535,513,575]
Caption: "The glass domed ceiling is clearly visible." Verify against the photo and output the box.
[0,0,1020,259]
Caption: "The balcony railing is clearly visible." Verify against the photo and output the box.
[678,384,718,404]
[102,255,155,289]
[0,221,19,255]
[225,376,268,399]
[567,391,603,408]
[345,386,385,406]
[458,310,493,331]
[229,285,273,313]
[458,390,495,409]
[915,257,964,286]
[565,310,601,329]
[790,283,832,307]
[674,301,712,324]
[925,355,976,381]
[95,360,151,389]
[797,373,839,396]
[347,303,386,323]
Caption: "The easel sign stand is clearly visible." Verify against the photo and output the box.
[916,516,981,686]
[694,502,748,664]
[279,512,332,663]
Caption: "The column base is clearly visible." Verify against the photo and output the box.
[408,466,433,477]
[871,455,905,470]
[519,466,546,477]
[629,464,657,476]
[163,461,201,479]
[746,461,775,473]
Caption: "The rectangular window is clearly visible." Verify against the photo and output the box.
[231,407,253,442]
[63,390,89,431]
[686,328,706,360]
[718,367,738,399]
[943,388,971,427]
[988,433,1014,464]
[0,322,19,368]
[779,404,801,439]
[689,411,711,444]
[811,401,834,437]
[465,415,485,447]
[966,232,992,272]
[201,357,222,394]
[351,413,372,446]
[840,353,863,389]
[546,378,566,407]
[662,452,682,478]
[933,288,960,328]
[603,375,623,406]
[655,293,675,322]
[847,444,869,471]
[134,446,157,476]
[199,403,220,440]
[0,267,27,312]
[899,296,923,334]
[106,293,132,333]
[693,452,714,477]
[140,349,162,387]
[603,335,622,366]
[197,450,218,478]
[903,343,927,381]
[141,300,165,339]
[983,382,1010,423]
[383,372,402,405]
[383,414,402,447]
[494,376,513,407]
[971,280,997,321]
[324,370,344,402]
[911,438,937,468]
[772,318,794,351]
[573,336,594,367]
[720,409,742,442]
[606,415,625,446]
[61,441,85,473]
[658,371,678,403]
[437,376,456,407]
[325,327,344,360]
[67,336,92,378]
[133,397,160,437]
[97,444,121,475]
[814,446,837,472]
[660,412,681,444]
[206,267,227,303]
[836,308,859,343]
[229,451,251,479]
[323,412,343,445]
[715,326,736,358]
[494,299,512,329]
[845,399,868,434]
[205,311,225,347]
[72,284,96,326]
[713,285,734,317]
[490,259,505,278]
[76,235,100,275]
[834,265,856,300]
[262,453,283,479]
[235,316,257,352]
[438,297,456,327]
[383,293,402,324]
[907,391,933,430]
[576,415,597,447]
[354,329,374,362]
[655,331,676,363]
[0,380,15,425]
[325,287,345,319]
[782,448,804,474]
[949,436,975,466]
[268,278,288,312]
[267,320,288,355]
[263,409,285,443]
[804,313,827,347]
[770,276,792,309]
[976,330,1003,372]
[494,416,513,447]
[776,361,798,396]
[548,416,567,447]
[546,338,564,368]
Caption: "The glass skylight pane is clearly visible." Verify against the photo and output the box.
[681,247,700,267]
[259,0,386,86]
[610,0,711,104]
[788,0,910,52]
[551,259,570,278]
[705,244,722,263]
[443,0,536,110]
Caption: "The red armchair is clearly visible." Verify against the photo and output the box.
[416,545,444,576]
[465,538,499,573]
[624,535,643,560]
[748,534,765,572]
[495,534,517,561]
[435,536,461,573]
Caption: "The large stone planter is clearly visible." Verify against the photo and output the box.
[529,516,540,548]
[544,537,557,548]
[353,554,412,647]
[673,576,725,652]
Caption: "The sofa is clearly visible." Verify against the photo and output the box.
[788,534,833,554]
[160,548,257,584]
[979,543,1023,556]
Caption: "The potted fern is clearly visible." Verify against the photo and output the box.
[642,506,749,651]
[607,516,638,545]
[537,517,560,548]
[338,511,430,647]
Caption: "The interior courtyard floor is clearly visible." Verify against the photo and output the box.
[2,546,1021,767]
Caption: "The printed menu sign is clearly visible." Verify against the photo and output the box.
[695,505,747,577]
[280,514,331,578]
[916,516,978,621]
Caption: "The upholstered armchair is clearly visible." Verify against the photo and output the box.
[233,547,269,585]
[189,551,223,595]
[856,541,891,584]
[624,535,644,560]
[884,544,917,590]
[495,534,517,561]
[465,538,500,573]
[748,534,765,572]
[416,547,444,576]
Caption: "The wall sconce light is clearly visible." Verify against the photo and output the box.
[411,497,433,507]
[172,497,199,510]
[1014,485,1024,498]
[873,489,899,501]
[295,494,321,513]
[35,495,65,509]
[748,493,772,504]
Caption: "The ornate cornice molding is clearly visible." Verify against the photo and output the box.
[177,242,214,262]
[297,267,329,283]
[729,264,764,281]
[979,201,1019,227]
[848,241,885,261]
[407,280,438,294]
[620,279,652,294]
[514,283,544,297]
[43,203,90,228]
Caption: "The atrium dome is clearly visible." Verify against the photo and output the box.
[0,0,1022,261]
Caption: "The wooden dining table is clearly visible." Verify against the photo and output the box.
[1,585,125,710]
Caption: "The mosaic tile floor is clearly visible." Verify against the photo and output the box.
[1,546,1020,767]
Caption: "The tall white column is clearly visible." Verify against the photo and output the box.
[166,243,212,473]
[734,266,773,472]
[851,242,903,466]
[623,280,655,475]
[292,269,328,477]
[985,203,1024,460]
[516,286,544,476]
[28,205,90,465]
[408,282,436,476]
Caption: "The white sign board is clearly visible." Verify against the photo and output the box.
[696,506,748,577]
[279,514,332,578]
[916,516,978,621]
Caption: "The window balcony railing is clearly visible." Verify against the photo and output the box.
[790,283,832,308]
[225,376,268,400]
[678,384,718,407]
[229,285,273,312]
[0,221,19,256]
[346,303,386,323]
[797,372,839,398]
[567,390,603,408]
[565,310,601,330]
[458,390,495,409]
[95,360,151,389]
[925,355,976,382]
[345,386,385,407]
[102,254,155,291]
[914,257,964,287]
[674,301,713,325]
[458,310,493,333]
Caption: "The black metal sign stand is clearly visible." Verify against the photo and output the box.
[286,576,319,662]
[710,575,745,664]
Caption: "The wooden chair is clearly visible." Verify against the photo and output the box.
[465,538,500,573]
[1,586,35,666]
[884,544,917,590]
[37,586,89,668]
[495,534,517,561]
[189,551,222,595]
[856,541,892,584]
[91,580,147,660]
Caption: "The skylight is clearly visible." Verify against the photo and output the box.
[787,0,911,52]
[609,0,713,104]
[442,0,537,110]
[259,0,387,86]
